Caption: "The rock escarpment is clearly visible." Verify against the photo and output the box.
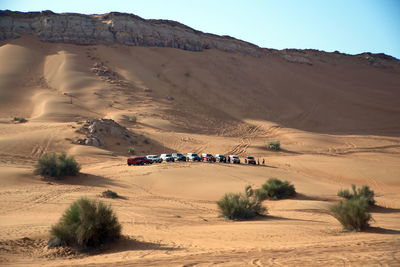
[0,10,263,56]
[1,10,398,66]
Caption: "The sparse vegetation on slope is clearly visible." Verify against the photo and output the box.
[128,147,135,155]
[258,178,296,200]
[330,197,372,231]
[129,115,137,122]
[267,141,280,151]
[338,184,375,206]
[102,190,119,199]
[51,198,121,248]
[35,152,80,179]
[13,117,27,123]
[217,185,266,220]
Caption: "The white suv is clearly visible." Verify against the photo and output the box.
[228,155,240,164]
[160,154,175,162]
[146,155,163,163]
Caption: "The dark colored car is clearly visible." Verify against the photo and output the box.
[215,154,227,163]
[172,153,187,162]
[245,156,256,165]
[127,156,153,166]
[202,153,216,162]
[186,153,201,161]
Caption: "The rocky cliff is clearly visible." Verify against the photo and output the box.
[0,10,263,56]
[0,10,399,66]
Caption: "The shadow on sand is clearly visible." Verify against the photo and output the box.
[245,214,327,224]
[366,227,400,235]
[94,236,181,255]
[44,173,124,188]
[369,205,400,214]
[294,193,336,202]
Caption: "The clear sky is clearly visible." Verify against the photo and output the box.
[1,0,399,58]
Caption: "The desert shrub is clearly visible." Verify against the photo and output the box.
[102,190,119,199]
[128,147,135,155]
[143,139,150,144]
[51,198,121,248]
[337,184,375,206]
[267,141,280,151]
[13,117,27,123]
[184,71,191,77]
[217,185,266,220]
[35,152,80,179]
[129,115,137,122]
[330,197,372,231]
[258,178,296,200]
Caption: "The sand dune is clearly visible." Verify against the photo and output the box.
[0,35,399,266]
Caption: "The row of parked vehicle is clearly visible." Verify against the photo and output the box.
[127,153,257,166]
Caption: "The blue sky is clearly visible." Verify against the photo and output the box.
[1,0,399,58]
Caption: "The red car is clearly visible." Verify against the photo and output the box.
[201,153,216,162]
[245,156,256,165]
[127,156,153,166]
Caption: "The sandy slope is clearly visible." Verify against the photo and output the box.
[0,36,399,266]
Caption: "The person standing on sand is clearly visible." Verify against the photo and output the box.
[257,158,260,165]
[262,158,265,165]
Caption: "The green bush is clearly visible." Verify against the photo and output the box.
[13,117,27,123]
[337,184,375,206]
[128,147,135,155]
[129,115,137,122]
[102,190,119,199]
[267,141,280,151]
[258,178,296,200]
[35,152,80,179]
[51,198,121,248]
[330,197,372,231]
[217,185,266,220]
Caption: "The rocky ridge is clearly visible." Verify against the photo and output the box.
[0,10,399,66]
[0,10,262,56]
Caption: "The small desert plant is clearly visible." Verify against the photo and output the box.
[129,115,137,122]
[51,198,121,248]
[267,141,280,151]
[217,185,266,220]
[128,147,135,155]
[35,152,80,179]
[13,117,27,123]
[143,139,150,144]
[184,71,191,77]
[258,178,296,200]
[102,190,119,199]
[337,184,375,206]
[330,197,372,231]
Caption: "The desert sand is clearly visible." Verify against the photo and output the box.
[0,36,399,266]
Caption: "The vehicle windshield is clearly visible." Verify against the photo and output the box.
[148,155,155,158]
[247,156,254,159]
[218,155,225,158]
[176,154,184,157]
[166,154,172,157]
[207,154,213,157]
[192,154,199,157]
[231,156,239,158]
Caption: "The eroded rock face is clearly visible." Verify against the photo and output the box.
[76,118,134,147]
[0,10,263,56]
[1,11,398,66]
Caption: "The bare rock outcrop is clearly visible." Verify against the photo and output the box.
[75,118,134,147]
[0,10,263,56]
[1,10,398,66]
